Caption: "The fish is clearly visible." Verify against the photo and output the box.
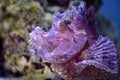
[29,2,118,80]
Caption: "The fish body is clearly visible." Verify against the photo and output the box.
[29,2,118,80]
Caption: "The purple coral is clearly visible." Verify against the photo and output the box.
[29,2,118,80]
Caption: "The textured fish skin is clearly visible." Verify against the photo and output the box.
[53,35,118,80]
[29,2,118,80]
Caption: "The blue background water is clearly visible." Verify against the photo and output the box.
[100,0,120,40]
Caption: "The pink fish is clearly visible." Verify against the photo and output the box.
[29,2,118,80]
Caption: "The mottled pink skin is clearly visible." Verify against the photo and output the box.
[29,20,88,63]
[53,35,118,80]
[71,18,98,44]
[29,2,118,80]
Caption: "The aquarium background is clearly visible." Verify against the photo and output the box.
[0,0,119,80]
[100,0,120,40]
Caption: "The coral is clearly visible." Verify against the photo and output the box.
[0,0,50,79]
[29,1,118,80]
